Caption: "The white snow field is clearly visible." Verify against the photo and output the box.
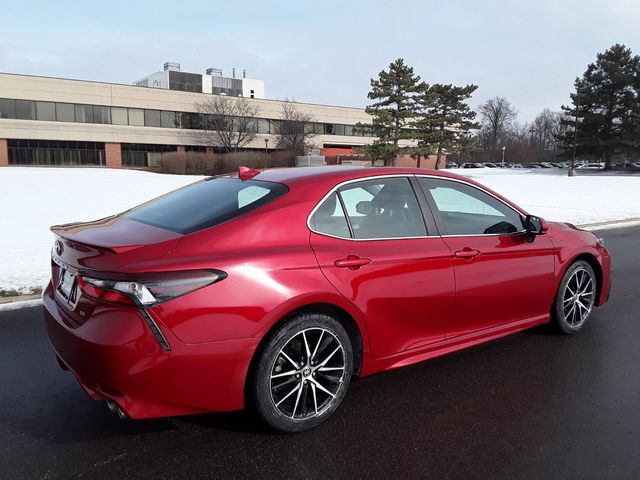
[0,168,203,295]
[0,166,639,296]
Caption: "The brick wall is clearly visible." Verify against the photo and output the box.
[0,139,8,166]
[105,143,122,168]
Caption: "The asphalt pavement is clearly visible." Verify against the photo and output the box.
[1,226,639,480]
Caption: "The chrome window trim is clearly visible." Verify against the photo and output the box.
[307,173,528,241]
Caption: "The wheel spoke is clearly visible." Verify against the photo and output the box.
[311,378,336,398]
[276,382,301,407]
[571,303,579,325]
[318,366,345,372]
[318,346,341,368]
[291,381,304,418]
[302,331,311,363]
[271,370,298,379]
[580,277,593,294]
[311,382,318,414]
[280,351,300,370]
[311,330,324,363]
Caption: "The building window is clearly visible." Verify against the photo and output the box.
[128,108,145,126]
[0,99,16,119]
[161,110,178,128]
[74,104,94,123]
[55,103,75,122]
[111,107,128,125]
[121,143,178,167]
[36,102,56,121]
[144,109,162,127]
[7,139,105,166]
[179,112,203,130]
[15,100,36,120]
[0,98,367,139]
[93,105,111,124]
[257,118,270,134]
[185,145,206,152]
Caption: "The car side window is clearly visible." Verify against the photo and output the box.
[309,192,351,238]
[338,177,427,239]
[421,178,524,235]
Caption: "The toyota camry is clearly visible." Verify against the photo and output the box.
[43,166,611,432]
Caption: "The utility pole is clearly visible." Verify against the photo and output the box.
[569,83,581,177]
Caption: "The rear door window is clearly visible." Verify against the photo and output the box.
[309,177,427,239]
[124,178,287,234]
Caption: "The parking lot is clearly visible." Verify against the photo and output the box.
[1,225,638,480]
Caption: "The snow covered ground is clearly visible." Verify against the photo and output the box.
[452,168,640,226]
[0,166,638,296]
[0,168,203,295]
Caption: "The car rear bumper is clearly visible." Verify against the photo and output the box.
[42,281,260,419]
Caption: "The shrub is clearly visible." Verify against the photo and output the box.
[157,150,297,176]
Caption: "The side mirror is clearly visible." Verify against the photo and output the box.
[524,215,547,243]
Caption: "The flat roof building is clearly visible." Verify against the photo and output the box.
[0,70,377,168]
[134,62,266,99]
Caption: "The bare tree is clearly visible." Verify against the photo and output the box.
[274,100,316,155]
[479,97,517,161]
[195,96,260,153]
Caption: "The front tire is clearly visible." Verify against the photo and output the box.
[252,313,353,432]
[553,260,597,334]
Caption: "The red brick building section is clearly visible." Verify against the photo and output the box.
[105,142,122,168]
[0,139,8,166]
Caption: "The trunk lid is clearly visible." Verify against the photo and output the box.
[49,216,183,325]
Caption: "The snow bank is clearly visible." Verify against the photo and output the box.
[0,167,203,294]
[452,168,640,225]
[0,166,638,294]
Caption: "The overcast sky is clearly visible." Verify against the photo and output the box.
[2,0,639,122]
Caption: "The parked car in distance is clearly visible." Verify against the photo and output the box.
[576,163,604,170]
[43,166,611,432]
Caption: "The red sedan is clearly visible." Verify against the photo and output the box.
[43,166,611,432]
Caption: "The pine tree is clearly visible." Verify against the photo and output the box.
[357,59,426,166]
[413,83,480,169]
[559,44,640,168]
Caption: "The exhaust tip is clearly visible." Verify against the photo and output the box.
[106,399,128,419]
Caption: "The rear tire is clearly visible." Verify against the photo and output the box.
[553,260,597,334]
[252,313,353,433]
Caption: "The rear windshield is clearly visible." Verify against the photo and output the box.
[124,178,288,234]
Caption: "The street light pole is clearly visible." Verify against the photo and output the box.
[264,138,269,154]
[569,83,581,177]
[501,145,506,167]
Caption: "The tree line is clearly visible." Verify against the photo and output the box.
[362,44,640,168]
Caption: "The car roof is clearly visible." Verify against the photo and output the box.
[251,166,467,186]
[246,166,528,216]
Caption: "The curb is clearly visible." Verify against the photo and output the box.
[578,217,640,230]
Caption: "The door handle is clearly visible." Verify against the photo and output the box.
[454,248,481,259]
[334,255,372,270]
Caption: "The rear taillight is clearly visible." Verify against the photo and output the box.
[79,270,226,306]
